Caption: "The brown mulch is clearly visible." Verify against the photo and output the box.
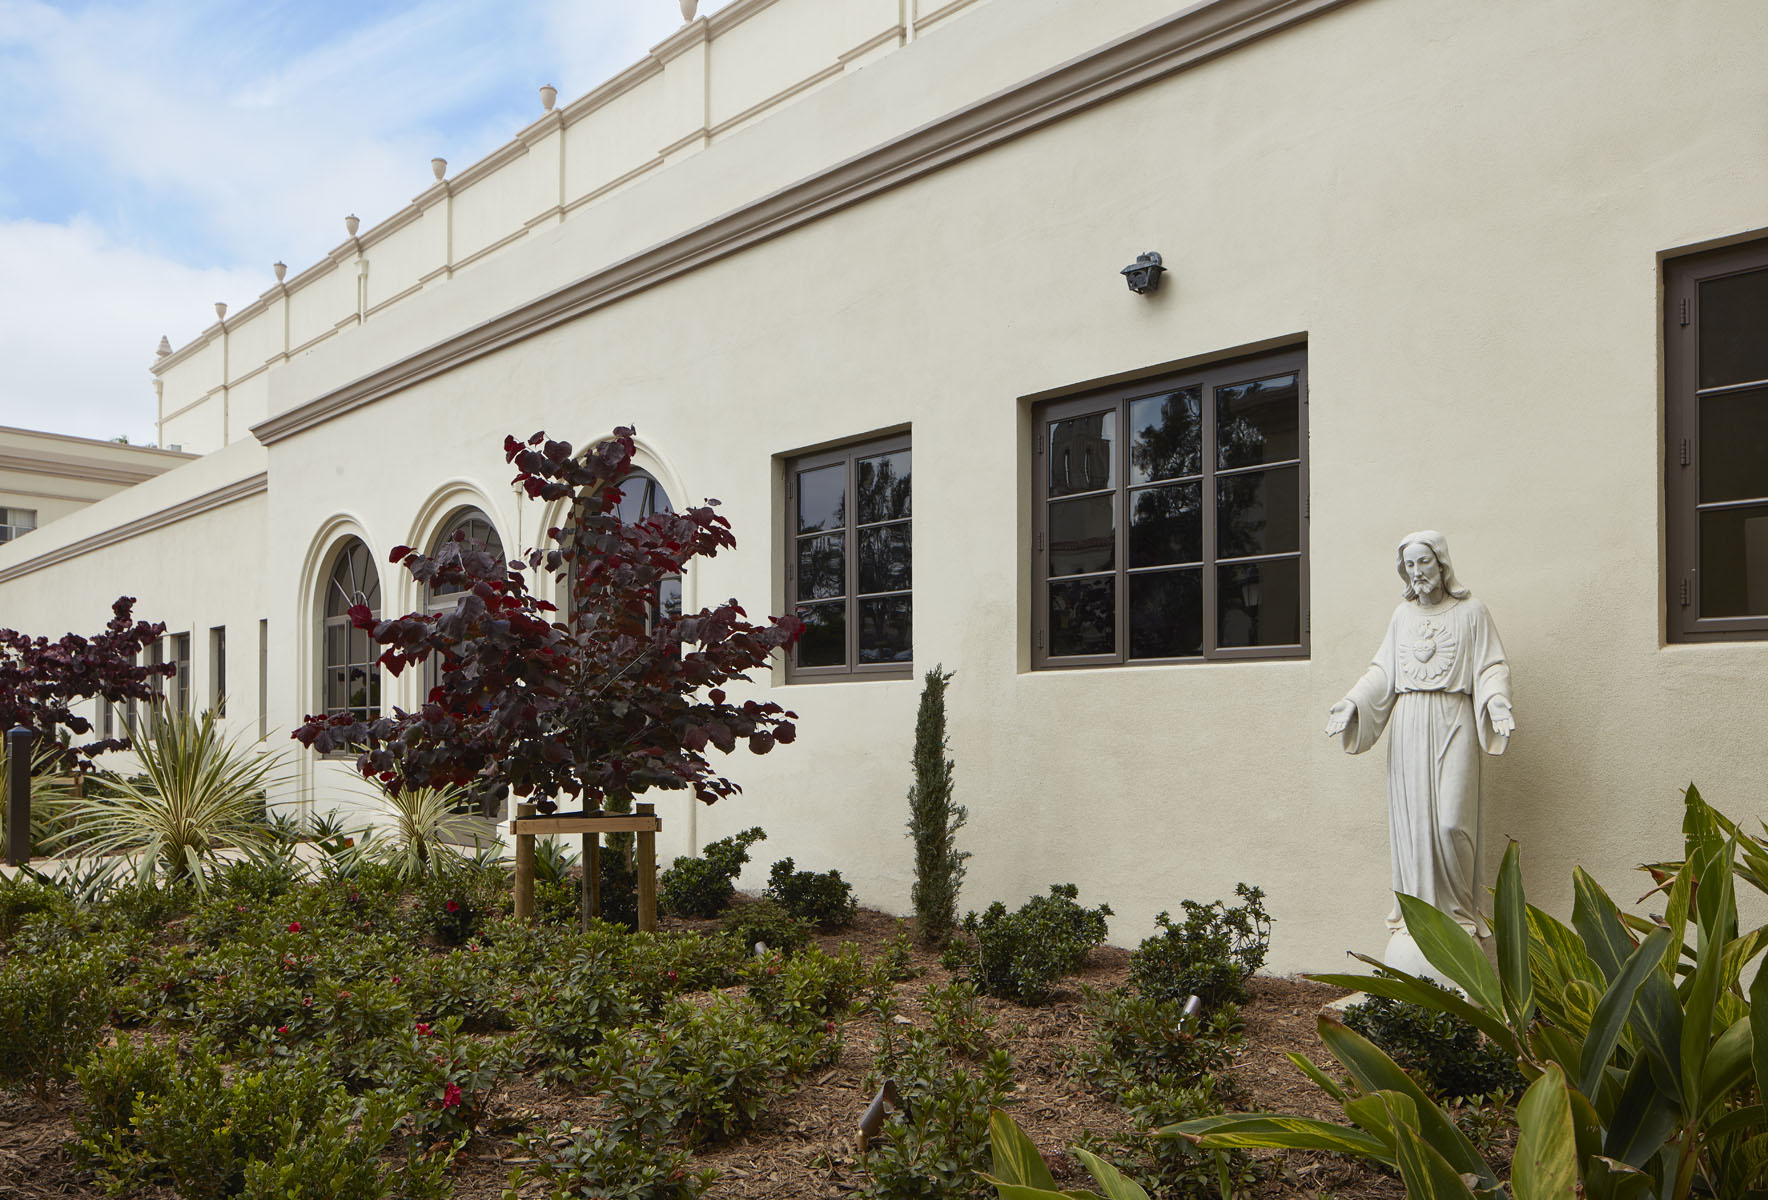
[0,907,1411,1199]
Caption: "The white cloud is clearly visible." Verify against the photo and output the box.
[0,217,261,442]
[0,0,723,441]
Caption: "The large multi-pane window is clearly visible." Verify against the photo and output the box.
[0,508,35,542]
[322,539,381,720]
[563,470,681,631]
[785,435,911,681]
[1667,238,1768,641]
[1032,348,1307,666]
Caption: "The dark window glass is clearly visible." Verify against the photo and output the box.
[1699,267,1768,390]
[1035,349,1306,665]
[786,436,911,679]
[323,538,381,721]
[1668,240,1768,640]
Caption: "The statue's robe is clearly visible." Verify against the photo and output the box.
[1337,595,1511,936]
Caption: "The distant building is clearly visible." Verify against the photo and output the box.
[2,0,1765,971]
[0,426,192,544]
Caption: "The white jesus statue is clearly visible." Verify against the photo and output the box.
[1325,531,1515,949]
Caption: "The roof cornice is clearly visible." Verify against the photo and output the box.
[253,0,1354,447]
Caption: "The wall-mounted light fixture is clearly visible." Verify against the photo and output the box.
[1121,251,1165,295]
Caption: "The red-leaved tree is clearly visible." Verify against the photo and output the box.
[0,597,176,767]
[293,428,803,816]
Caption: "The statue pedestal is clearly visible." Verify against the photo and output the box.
[1382,928,1446,987]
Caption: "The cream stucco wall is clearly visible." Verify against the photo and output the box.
[3,0,1765,973]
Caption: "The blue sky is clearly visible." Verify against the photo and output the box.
[0,0,704,443]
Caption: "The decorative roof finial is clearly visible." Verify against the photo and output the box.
[539,84,557,112]
[344,213,360,237]
[431,157,447,181]
[156,335,172,357]
[680,0,698,20]
[214,301,227,322]
[273,261,287,282]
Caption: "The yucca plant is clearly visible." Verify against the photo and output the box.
[64,705,290,892]
[352,779,486,881]
[1171,785,1768,1200]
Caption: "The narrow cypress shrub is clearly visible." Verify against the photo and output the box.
[907,665,967,947]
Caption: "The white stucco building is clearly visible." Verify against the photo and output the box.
[2,0,1765,972]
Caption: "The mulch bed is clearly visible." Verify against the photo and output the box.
[0,906,1413,1199]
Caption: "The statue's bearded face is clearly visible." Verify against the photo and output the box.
[1402,543,1443,604]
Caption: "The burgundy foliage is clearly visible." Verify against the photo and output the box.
[292,428,803,816]
[0,596,176,766]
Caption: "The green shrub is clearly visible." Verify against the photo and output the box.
[1341,977,1524,1102]
[0,871,73,944]
[1077,1074,1260,1200]
[720,898,812,959]
[415,863,507,945]
[920,979,995,1059]
[765,857,857,930]
[660,826,766,918]
[862,1020,1013,1200]
[1129,883,1269,1010]
[515,959,640,1086]
[582,995,791,1147]
[1071,988,1240,1098]
[907,665,967,948]
[961,884,1112,1005]
[367,1015,522,1142]
[512,1122,716,1200]
[745,944,865,1029]
[74,1032,180,1146]
[238,1088,452,1200]
[0,949,112,1101]
[96,877,197,934]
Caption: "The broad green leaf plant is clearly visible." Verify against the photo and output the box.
[1171,785,1768,1200]
[66,704,290,891]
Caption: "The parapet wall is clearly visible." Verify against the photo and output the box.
[151,0,994,454]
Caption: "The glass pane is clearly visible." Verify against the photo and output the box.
[1129,388,1202,483]
[325,622,346,671]
[797,464,846,534]
[349,627,372,674]
[616,473,673,523]
[796,601,846,667]
[1700,267,1768,389]
[1217,373,1300,468]
[1699,504,1768,617]
[796,534,845,601]
[858,523,911,594]
[326,668,348,714]
[658,577,682,621]
[365,665,381,714]
[1129,482,1202,568]
[1048,495,1115,576]
[858,451,911,524]
[858,596,912,664]
[1048,411,1117,497]
[1700,386,1768,503]
[1048,577,1115,657]
[1217,558,1302,648]
[1129,568,1202,659]
[1217,466,1300,559]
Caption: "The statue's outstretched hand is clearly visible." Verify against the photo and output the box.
[1325,699,1355,737]
[1488,696,1516,738]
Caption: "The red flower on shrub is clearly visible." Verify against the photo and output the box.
[445,900,460,913]
[442,1083,463,1109]
[277,1025,290,1034]
[415,1022,433,1037]
[287,921,302,933]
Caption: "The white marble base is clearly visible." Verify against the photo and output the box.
[1382,928,1447,987]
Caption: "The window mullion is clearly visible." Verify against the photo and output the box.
[846,453,859,671]
[1201,384,1219,656]
[1115,398,1129,664]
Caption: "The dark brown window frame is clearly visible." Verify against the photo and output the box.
[783,432,912,683]
[1031,346,1309,669]
[1667,237,1768,642]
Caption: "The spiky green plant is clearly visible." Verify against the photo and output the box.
[0,742,76,858]
[353,779,486,881]
[908,664,967,947]
[65,705,290,891]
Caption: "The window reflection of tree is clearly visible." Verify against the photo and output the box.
[323,539,381,720]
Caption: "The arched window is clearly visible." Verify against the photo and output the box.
[322,539,381,720]
[425,509,506,607]
[422,509,505,697]
[567,469,682,625]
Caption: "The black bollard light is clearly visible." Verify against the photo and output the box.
[5,726,33,868]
